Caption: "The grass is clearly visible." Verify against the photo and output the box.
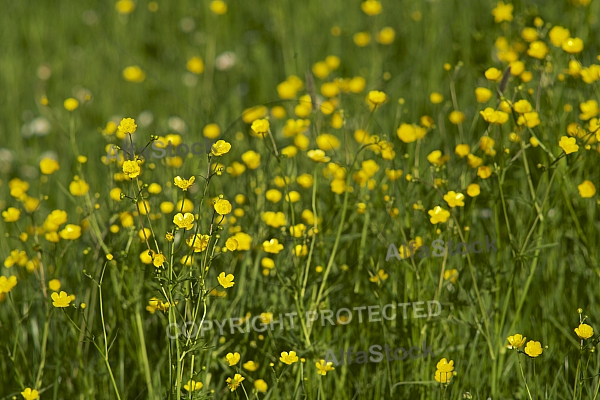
[1,0,600,399]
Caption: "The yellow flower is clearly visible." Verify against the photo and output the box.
[578,180,596,198]
[241,150,261,169]
[430,92,443,104]
[210,0,227,15]
[187,56,204,74]
[0,275,18,294]
[475,87,492,103]
[243,360,259,371]
[174,176,195,191]
[435,369,454,384]
[527,41,549,59]
[562,37,584,54]
[455,144,470,158]
[263,238,284,254]
[280,351,299,365]
[20,388,40,400]
[524,341,543,357]
[549,26,570,47]
[59,224,81,240]
[48,279,61,292]
[218,272,235,288]
[428,206,450,224]
[443,191,465,208]
[307,149,331,163]
[316,359,335,376]
[559,136,579,154]
[173,213,195,230]
[485,67,503,82]
[449,111,465,124]
[361,0,382,15]
[2,207,21,222]
[517,112,540,128]
[444,269,458,283]
[51,291,72,307]
[436,358,455,373]
[506,334,527,349]
[211,140,231,156]
[40,158,60,174]
[367,90,386,105]
[377,27,395,44]
[427,150,448,166]
[226,352,241,366]
[254,379,268,393]
[122,160,141,179]
[353,32,371,47]
[397,123,426,143]
[513,99,533,113]
[122,66,146,82]
[225,238,238,251]
[580,100,599,121]
[226,373,245,391]
[183,380,203,391]
[251,119,270,134]
[491,1,513,23]
[118,118,137,135]
[187,234,210,252]
[575,323,594,339]
[214,198,232,215]
[63,98,79,111]
[152,253,166,268]
[115,0,135,14]
[477,166,492,179]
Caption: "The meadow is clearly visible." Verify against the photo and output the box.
[1,0,600,399]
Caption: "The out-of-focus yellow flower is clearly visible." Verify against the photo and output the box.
[210,0,227,15]
[562,37,584,54]
[122,66,146,82]
[577,180,596,198]
[367,90,386,105]
[2,207,21,222]
[361,0,382,15]
[485,67,503,82]
[115,0,135,14]
[517,112,540,128]
[549,26,570,47]
[59,224,81,240]
[63,98,79,111]
[377,27,395,44]
[491,1,513,23]
[307,149,331,163]
[187,56,205,74]
[443,191,465,207]
[353,32,371,47]
[527,41,548,59]
[475,87,492,103]
[449,111,465,124]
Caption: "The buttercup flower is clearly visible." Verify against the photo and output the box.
[251,119,270,134]
[40,158,60,174]
[577,180,596,198]
[506,334,527,349]
[226,374,245,391]
[0,276,18,294]
[214,198,232,215]
[51,291,72,307]
[443,191,465,208]
[492,1,513,23]
[575,323,594,339]
[63,98,79,111]
[118,118,137,135]
[2,207,21,222]
[280,351,299,364]
[243,360,259,371]
[174,176,195,191]
[559,136,579,154]
[428,206,451,224]
[211,140,231,156]
[122,160,141,179]
[226,352,241,366]
[218,272,235,288]
[254,379,268,393]
[524,340,543,357]
[307,149,331,163]
[173,213,195,230]
[316,359,335,375]
[361,0,382,15]
[367,90,386,105]
[562,37,583,54]
[21,388,39,400]
[184,380,203,391]
[263,238,284,254]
